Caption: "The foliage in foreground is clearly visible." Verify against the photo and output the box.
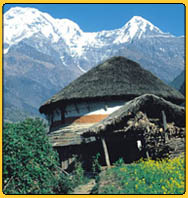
[97,156,185,194]
[3,118,72,194]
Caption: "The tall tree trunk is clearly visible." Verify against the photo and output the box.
[101,136,111,167]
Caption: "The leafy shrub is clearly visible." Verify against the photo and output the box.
[70,156,88,187]
[97,155,185,194]
[92,153,102,175]
[114,158,124,167]
[54,172,74,194]
[3,118,70,194]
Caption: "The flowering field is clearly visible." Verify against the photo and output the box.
[97,155,185,194]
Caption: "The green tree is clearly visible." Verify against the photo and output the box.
[3,118,66,194]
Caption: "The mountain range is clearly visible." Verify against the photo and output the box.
[3,7,185,122]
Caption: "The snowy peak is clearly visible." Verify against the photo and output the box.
[5,6,39,17]
[125,16,162,34]
[127,16,159,28]
[114,16,173,44]
[4,7,83,46]
[4,7,56,44]
[56,18,82,33]
[55,18,83,42]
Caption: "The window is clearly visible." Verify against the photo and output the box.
[61,110,65,124]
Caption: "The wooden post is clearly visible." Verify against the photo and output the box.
[161,110,167,131]
[162,110,169,142]
[146,151,150,160]
[101,136,111,167]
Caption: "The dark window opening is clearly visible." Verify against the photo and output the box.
[61,111,65,124]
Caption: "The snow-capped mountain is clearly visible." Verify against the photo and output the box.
[3,7,184,121]
[4,7,83,53]
[4,8,173,55]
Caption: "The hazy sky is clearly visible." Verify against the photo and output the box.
[3,3,185,36]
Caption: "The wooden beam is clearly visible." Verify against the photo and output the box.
[162,110,169,142]
[146,151,150,160]
[74,103,80,113]
[161,110,167,131]
[101,136,111,167]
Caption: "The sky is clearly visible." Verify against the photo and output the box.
[3,3,185,36]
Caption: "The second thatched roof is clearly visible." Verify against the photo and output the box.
[39,56,184,113]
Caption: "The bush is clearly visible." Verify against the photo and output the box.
[92,153,102,175]
[97,155,185,194]
[71,156,88,187]
[113,157,124,167]
[55,172,74,194]
[3,118,69,194]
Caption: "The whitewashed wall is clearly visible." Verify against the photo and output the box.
[64,100,126,118]
[47,100,127,125]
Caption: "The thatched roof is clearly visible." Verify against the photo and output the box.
[83,94,185,136]
[39,56,184,113]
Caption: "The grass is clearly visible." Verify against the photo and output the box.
[96,155,185,194]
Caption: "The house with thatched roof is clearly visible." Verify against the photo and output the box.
[39,56,184,169]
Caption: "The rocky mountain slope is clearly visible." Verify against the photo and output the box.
[170,70,185,95]
[3,7,185,121]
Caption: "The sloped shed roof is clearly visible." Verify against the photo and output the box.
[48,123,96,147]
[84,94,185,136]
